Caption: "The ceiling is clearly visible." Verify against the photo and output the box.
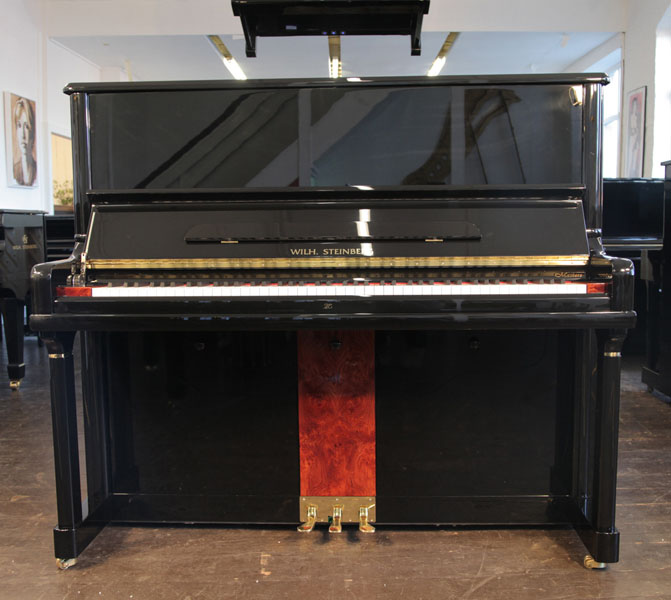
[52,30,618,82]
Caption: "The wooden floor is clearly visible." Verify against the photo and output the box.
[1,337,670,600]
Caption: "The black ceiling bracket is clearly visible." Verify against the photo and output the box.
[231,0,431,57]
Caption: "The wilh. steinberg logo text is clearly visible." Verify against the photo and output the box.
[290,247,363,256]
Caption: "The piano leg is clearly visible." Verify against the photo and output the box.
[578,328,627,567]
[0,297,25,389]
[43,332,104,567]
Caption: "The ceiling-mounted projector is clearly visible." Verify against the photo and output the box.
[231,0,431,57]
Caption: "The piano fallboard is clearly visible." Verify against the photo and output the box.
[83,200,590,268]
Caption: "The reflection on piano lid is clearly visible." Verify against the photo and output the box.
[183,220,482,243]
[82,199,591,269]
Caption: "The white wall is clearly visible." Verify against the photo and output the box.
[563,34,624,73]
[0,2,101,212]
[622,0,671,176]
[426,0,626,32]
[0,0,44,211]
[44,0,628,37]
[45,40,101,213]
[652,7,671,176]
[47,40,100,139]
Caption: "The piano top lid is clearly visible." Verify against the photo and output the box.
[231,0,430,56]
[63,73,609,95]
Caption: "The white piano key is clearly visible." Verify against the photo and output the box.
[85,280,600,300]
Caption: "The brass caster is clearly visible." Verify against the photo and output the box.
[56,558,77,570]
[583,555,607,570]
[359,506,375,533]
[329,505,343,533]
[297,504,317,533]
[9,380,21,390]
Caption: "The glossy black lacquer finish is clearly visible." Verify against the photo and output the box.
[643,162,671,396]
[0,211,45,387]
[603,179,664,250]
[602,178,665,354]
[84,199,589,261]
[32,76,635,566]
[44,215,75,262]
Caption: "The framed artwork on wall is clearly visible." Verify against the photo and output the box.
[3,92,38,188]
[624,86,646,178]
[51,133,74,211]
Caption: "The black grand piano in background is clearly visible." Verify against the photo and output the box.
[31,75,635,569]
[602,178,664,354]
[642,161,671,396]
[0,210,44,389]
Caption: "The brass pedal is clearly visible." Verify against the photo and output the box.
[329,505,343,533]
[297,504,318,533]
[358,506,375,533]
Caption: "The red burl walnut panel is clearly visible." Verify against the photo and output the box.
[298,330,375,497]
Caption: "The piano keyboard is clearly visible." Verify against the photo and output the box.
[58,281,608,298]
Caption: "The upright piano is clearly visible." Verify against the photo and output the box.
[602,177,664,354]
[0,210,45,389]
[643,161,671,396]
[31,75,635,569]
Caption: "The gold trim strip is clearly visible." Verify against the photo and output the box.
[604,351,621,358]
[300,496,376,524]
[86,255,590,270]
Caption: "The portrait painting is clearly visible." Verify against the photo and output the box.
[624,87,646,178]
[4,92,38,188]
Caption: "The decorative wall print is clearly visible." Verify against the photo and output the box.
[624,86,646,178]
[4,92,37,188]
[51,133,74,211]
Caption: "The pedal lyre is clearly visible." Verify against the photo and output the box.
[297,504,318,533]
